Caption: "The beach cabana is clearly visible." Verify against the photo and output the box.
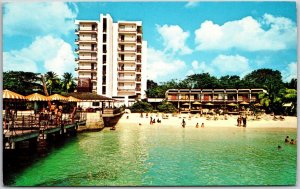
[192,101,201,105]
[3,89,27,129]
[26,93,50,113]
[240,101,249,105]
[191,101,201,112]
[49,94,68,101]
[3,89,26,101]
[254,103,262,107]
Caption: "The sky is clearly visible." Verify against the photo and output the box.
[2,1,298,83]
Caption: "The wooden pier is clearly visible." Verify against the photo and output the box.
[3,111,87,150]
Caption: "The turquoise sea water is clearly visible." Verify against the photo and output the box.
[10,125,297,186]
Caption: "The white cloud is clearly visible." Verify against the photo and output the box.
[156,24,192,55]
[147,47,186,80]
[185,1,199,8]
[3,2,77,36]
[186,54,250,77]
[211,54,250,74]
[195,14,296,51]
[187,60,214,76]
[282,62,297,82]
[3,35,76,76]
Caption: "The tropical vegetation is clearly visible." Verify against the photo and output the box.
[3,71,77,95]
[145,69,297,115]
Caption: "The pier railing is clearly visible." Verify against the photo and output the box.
[3,110,87,137]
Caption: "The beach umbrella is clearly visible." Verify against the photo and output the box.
[26,93,50,113]
[227,103,237,106]
[240,101,249,105]
[3,89,26,101]
[3,90,27,129]
[205,102,213,106]
[68,96,82,102]
[49,94,68,101]
[283,103,292,107]
[26,93,50,101]
[193,101,201,105]
[182,103,189,106]
[254,103,262,107]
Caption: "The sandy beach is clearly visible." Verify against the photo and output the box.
[116,112,297,129]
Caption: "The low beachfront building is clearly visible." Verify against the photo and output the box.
[165,89,267,114]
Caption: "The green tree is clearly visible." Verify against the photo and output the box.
[284,78,297,90]
[245,69,284,113]
[157,101,177,113]
[219,75,241,88]
[278,88,297,115]
[130,101,153,113]
[3,71,43,95]
[44,71,61,95]
[184,73,220,89]
[61,72,77,93]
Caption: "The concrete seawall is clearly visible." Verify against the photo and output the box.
[78,111,104,132]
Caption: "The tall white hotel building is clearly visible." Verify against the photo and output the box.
[75,14,147,106]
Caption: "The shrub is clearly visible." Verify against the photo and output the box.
[130,101,153,113]
[157,102,177,113]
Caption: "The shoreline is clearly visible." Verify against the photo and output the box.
[116,113,297,129]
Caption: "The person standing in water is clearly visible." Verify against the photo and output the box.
[182,119,186,128]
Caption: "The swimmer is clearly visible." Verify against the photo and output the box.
[182,119,186,128]
[277,145,282,150]
[201,123,204,128]
[285,136,290,143]
[290,139,296,145]
[196,123,199,128]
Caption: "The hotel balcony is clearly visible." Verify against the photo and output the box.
[117,59,136,63]
[117,88,136,93]
[75,48,97,53]
[117,49,136,54]
[76,57,98,62]
[75,67,97,72]
[118,28,137,34]
[118,77,136,82]
[118,39,136,44]
[76,38,98,43]
[76,28,98,33]
[117,68,136,73]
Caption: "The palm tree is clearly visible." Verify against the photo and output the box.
[278,88,297,115]
[44,71,60,95]
[62,72,76,93]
